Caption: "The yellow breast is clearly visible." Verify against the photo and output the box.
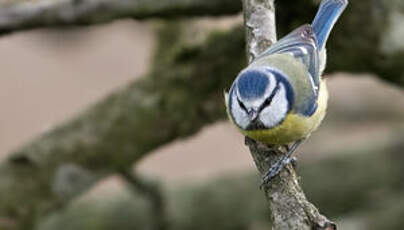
[240,80,328,145]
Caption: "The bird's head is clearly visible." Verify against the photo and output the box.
[227,67,294,130]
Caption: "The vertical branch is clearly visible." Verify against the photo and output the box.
[246,139,336,230]
[241,0,336,229]
[242,0,277,63]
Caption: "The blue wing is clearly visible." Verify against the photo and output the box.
[312,0,348,50]
[258,25,320,89]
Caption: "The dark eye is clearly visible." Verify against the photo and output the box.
[261,97,272,108]
[259,83,280,112]
[237,98,248,112]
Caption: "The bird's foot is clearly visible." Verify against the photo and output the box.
[290,156,298,169]
[260,155,293,188]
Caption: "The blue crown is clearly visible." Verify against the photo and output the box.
[236,70,269,100]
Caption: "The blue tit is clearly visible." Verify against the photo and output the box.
[225,0,348,183]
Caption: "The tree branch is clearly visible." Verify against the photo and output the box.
[242,0,276,63]
[0,0,241,35]
[0,23,246,229]
[242,0,335,229]
[0,0,403,84]
[246,139,336,230]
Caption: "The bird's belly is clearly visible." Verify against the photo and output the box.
[241,113,323,144]
[241,81,328,145]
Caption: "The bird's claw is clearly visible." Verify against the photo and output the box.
[260,156,293,189]
[290,156,298,169]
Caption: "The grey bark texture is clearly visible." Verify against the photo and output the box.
[242,0,335,229]
[246,140,336,230]
[242,0,276,63]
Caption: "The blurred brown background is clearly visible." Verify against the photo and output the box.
[0,0,404,226]
[1,18,403,185]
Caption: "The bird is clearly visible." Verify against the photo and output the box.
[225,0,348,184]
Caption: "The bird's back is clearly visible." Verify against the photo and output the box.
[251,54,319,116]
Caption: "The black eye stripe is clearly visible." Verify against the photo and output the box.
[236,81,281,114]
[258,82,281,113]
[237,97,248,112]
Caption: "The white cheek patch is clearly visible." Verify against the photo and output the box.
[264,73,277,99]
[230,92,250,129]
[259,84,289,128]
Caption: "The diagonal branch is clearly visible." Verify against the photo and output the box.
[0,0,241,36]
[242,0,336,229]
[0,23,246,229]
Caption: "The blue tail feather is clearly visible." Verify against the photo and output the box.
[312,0,348,50]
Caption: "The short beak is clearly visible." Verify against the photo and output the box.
[247,109,258,121]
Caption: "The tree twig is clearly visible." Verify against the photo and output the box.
[242,0,336,229]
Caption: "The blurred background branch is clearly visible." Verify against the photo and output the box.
[0,0,241,35]
[0,23,245,229]
[1,0,404,86]
[37,133,404,230]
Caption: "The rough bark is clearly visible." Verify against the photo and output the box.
[242,0,335,229]
[0,0,241,35]
[241,0,276,63]
[0,24,246,230]
[246,141,336,230]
